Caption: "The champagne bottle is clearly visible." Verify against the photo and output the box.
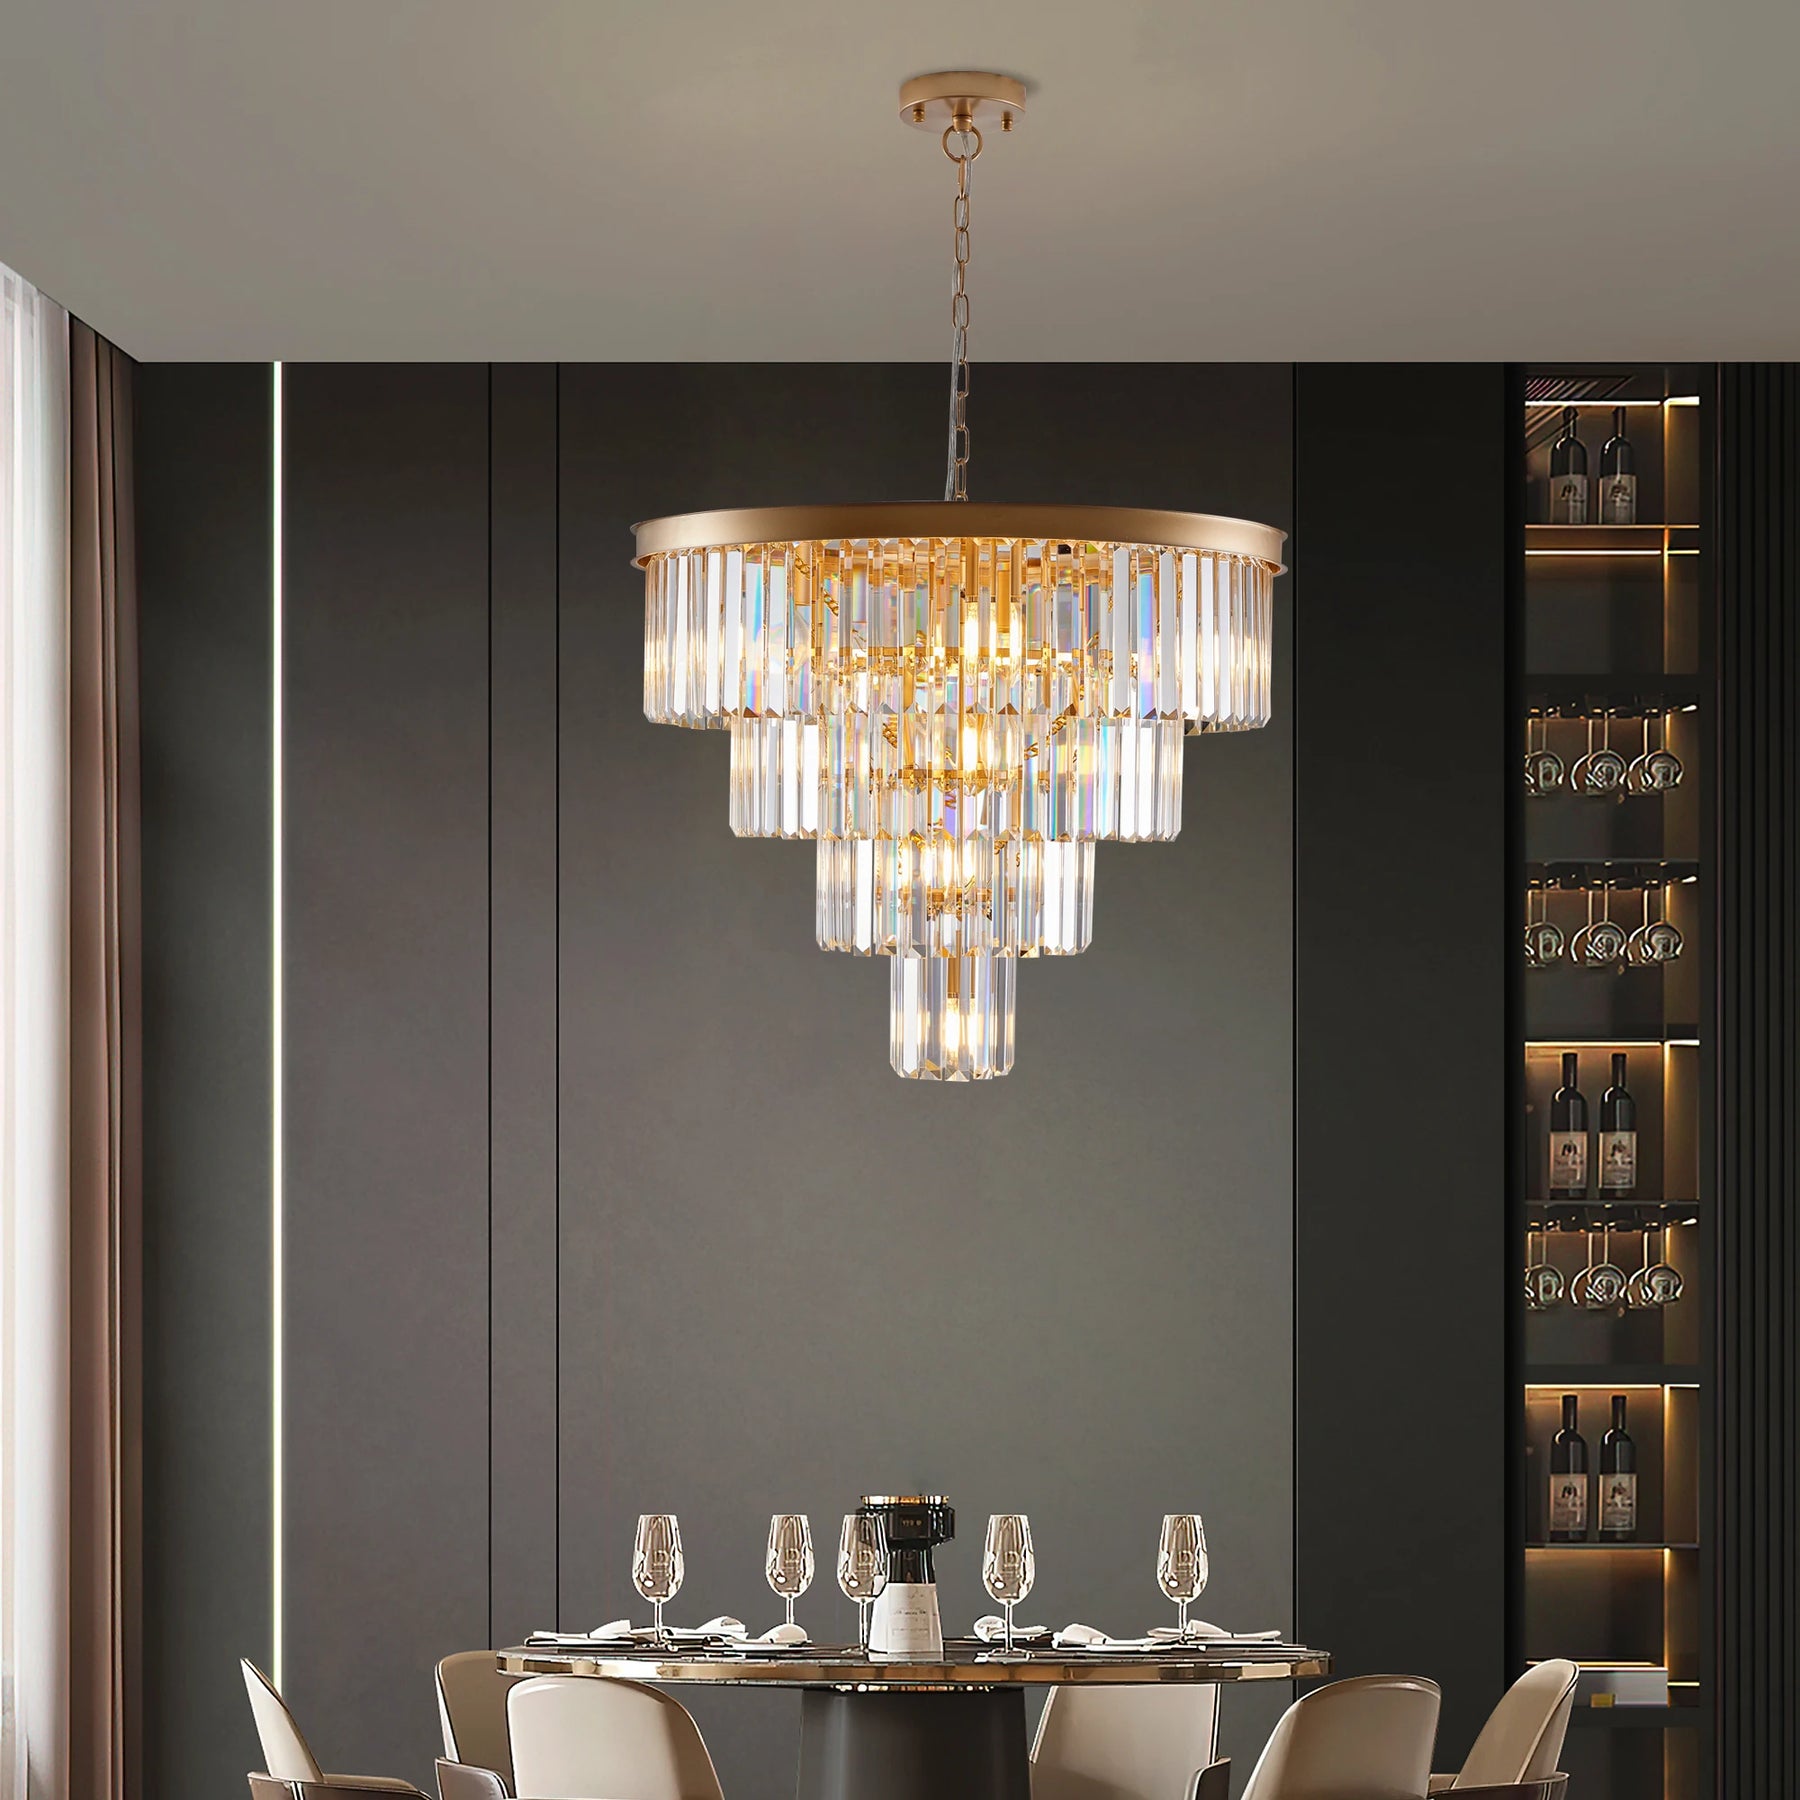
[1549,1394,1590,1541]
[1549,1052,1589,1198]
[1549,407,1589,524]
[1599,407,1638,524]
[1599,1053,1637,1193]
[1599,1394,1638,1541]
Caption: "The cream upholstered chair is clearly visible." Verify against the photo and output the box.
[506,1674,725,1800]
[436,1652,519,1791]
[1030,1682,1225,1800]
[241,1659,427,1799]
[1238,1674,1440,1800]
[1430,1660,1577,1794]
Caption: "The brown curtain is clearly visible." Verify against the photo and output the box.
[66,323,141,1800]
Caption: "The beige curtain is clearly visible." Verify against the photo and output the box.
[65,323,141,1800]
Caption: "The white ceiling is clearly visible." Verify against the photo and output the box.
[4,0,1798,362]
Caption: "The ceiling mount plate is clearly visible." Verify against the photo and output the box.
[898,71,1026,135]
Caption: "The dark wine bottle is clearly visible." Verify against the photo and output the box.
[1599,406,1638,524]
[1549,1052,1589,1198]
[1549,1393,1590,1541]
[1549,407,1589,524]
[1599,1394,1638,1541]
[1599,1052,1637,1194]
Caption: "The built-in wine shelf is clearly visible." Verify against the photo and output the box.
[1524,675,1703,719]
[1525,1540,1698,1552]
[1526,524,1700,556]
[1524,859,1698,892]
[1525,1366,1700,1388]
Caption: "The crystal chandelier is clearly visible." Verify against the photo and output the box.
[637,74,1286,1080]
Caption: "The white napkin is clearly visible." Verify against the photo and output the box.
[670,1616,746,1642]
[753,1621,809,1645]
[973,1615,1048,1643]
[1051,1623,1159,1649]
[1148,1624,1287,1643]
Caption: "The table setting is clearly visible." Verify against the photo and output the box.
[505,1494,1329,1800]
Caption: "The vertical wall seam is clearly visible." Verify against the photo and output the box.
[485,364,495,1652]
[552,363,562,1623]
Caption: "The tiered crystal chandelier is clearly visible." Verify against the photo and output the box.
[637,74,1286,1080]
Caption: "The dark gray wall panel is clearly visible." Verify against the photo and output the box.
[138,362,274,1800]
[283,365,492,1784]
[1717,362,1798,1800]
[1293,363,1511,1764]
[554,364,1296,1800]
[489,365,561,1645]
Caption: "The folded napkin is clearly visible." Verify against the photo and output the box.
[753,1621,809,1645]
[973,1615,1049,1643]
[1147,1622,1286,1643]
[525,1620,654,1645]
[1051,1623,1160,1650]
[670,1616,746,1642]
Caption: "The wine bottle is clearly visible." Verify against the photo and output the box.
[1599,1052,1637,1193]
[1549,1052,1589,1198]
[1549,1393,1590,1541]
[1599,1394,1638,1541]
[1549,407,1589,524]
[1599,407,1638,524]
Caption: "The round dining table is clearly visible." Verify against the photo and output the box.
[499,1641,1331,1800]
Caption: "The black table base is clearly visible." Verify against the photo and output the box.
[796,1687,1030,1800]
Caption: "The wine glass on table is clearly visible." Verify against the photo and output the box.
[838,1511,889,1652]
[981,1513,1035,1658]
[1157,1513,1208,1638]
[632,1513,684,1645]
[766,1514,815,1632]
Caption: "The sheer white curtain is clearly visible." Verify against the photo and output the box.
[1,261,71,1800]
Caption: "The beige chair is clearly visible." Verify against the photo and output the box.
[1239,1675,1440,1800]
[241,1659,427,1799]
[1030,1682,1224,1800]
[1431,1660,1578,1794]
[506,1674,725,1800]
[435,1763,508,1800]
[436,1652,519,1791]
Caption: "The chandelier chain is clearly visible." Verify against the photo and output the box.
[943,124,980,501]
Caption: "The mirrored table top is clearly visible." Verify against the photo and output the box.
[499,1643,1331,1690]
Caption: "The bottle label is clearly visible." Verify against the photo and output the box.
[1549,1131,1588,1191]
[1601,1472,1637,1534]
[870,1582,942,1658]
[1600,474,1637,524]
[1599,1131,1637,1190]
[1554,476,1589,524]
[1550,1473,1588,1535]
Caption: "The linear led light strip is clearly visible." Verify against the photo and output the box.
[271,361,285,1687]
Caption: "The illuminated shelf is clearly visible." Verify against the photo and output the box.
[1524,859,1699,891]
[1524,1201,1701,1231]
[1526,1365,1701,1387]
[1523,675,1702,718]
[1527,524,1699,556]
[1525,1540,1698,1552]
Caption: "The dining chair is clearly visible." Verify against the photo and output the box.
[240,1659,428,1799]
[1029,1681,1224,1800]
[1430,1660,1577,1793]
[436,1652,520,1791]
[506,1674,726,1800]
[1238,1674,1440,1800]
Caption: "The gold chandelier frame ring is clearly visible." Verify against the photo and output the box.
[632,503,1287,570]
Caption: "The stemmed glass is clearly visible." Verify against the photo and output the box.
[838,1512,889,1652]
[1156,1513,1208,1637]
[632,1513,684,1644]
[766,1514,814,1631]
[981,1514,1036,1658]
